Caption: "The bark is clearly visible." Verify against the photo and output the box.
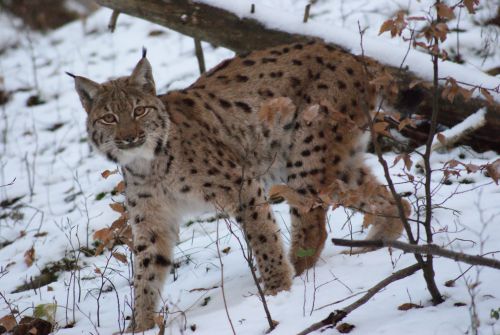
[96,0,500,152]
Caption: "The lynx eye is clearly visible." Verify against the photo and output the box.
[100,113,118,124]
[133,106,149,119]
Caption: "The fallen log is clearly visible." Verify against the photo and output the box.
[96,0,500,152]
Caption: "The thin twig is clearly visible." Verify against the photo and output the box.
[303,3,311,23]
[0,177,15,188]
[296,263,422,335]
[356,19,443,304]
[108,10,120,32]
[332,238,500,270]
[194,38,206,75]
[418,0,445,304]
[215,218,236,335]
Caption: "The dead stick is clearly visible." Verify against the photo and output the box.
[303,4,311,23]
[108,10,120,32]
[297,263,422,335]
[194,38,206,74]
[332,238,500,270]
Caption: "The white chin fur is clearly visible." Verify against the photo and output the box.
[117,146,155,165]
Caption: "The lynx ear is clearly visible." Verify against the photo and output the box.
[129,50,156,95]
[67,72,101,114]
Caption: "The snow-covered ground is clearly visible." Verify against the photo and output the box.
[0,1,499,334]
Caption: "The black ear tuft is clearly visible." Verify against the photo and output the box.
[142,47,147,59]
[65,71,76,78]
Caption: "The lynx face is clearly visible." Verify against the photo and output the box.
[71,54,169,164]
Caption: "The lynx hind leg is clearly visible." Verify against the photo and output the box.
[341,167,410,255]
[289,206,328,275]
[235,183,294,295]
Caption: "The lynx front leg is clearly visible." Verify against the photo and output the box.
[233,184,294,295]
[126,207,177,332]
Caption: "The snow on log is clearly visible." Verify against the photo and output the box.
[96,0,500,152]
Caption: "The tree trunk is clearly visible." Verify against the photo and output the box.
[96,0,500,152]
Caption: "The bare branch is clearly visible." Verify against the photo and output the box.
[108,10,120,32]
[193,38,206,75]
[332,238,500,270]
[296,263,422,335]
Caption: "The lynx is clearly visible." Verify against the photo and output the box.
[70,41,410,332]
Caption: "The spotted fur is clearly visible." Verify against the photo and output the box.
[71,41,409,332]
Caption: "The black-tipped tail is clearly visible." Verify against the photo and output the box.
[65,71,76,78]
[142,47,147,58]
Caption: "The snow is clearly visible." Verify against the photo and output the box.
[0,1,499,335]
[416,107,487,153]
[199,0,500,102]
[439,107,488,140]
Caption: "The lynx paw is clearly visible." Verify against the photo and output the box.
[125,318,155,334]
[263,271,293,296]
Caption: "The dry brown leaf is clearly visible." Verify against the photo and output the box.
[95,244,105,256]
[393,154,403,168]
[398,118,415,131]
[434,23,449,42]
[440,49,449,61]
[394,153,413,171]
[24,246,35,267]
[403,154,413,171]
[436,133,447,146]
[268,185,316,213]
[446,159,461,168]
[480,88,494,106]
[373,121,390,136]
[112,252,128,264]
[109,202,126,213]
[465,163,480,173]
[463,0,479,13]
[114,181,126,193]
[459,86,474,102]
[153,314,165,328]
[436,3,455,20]
[336,323,355,334]
[414,41,429,50]
[379,19,394,36]
[485,159,500,184]
[442,77,462,103]
[93,228,112,242]
[0,314,17,331]
[398,303,423,311]
[101,169,118,179]
[362,213,376,228]
[111,214,128,229]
